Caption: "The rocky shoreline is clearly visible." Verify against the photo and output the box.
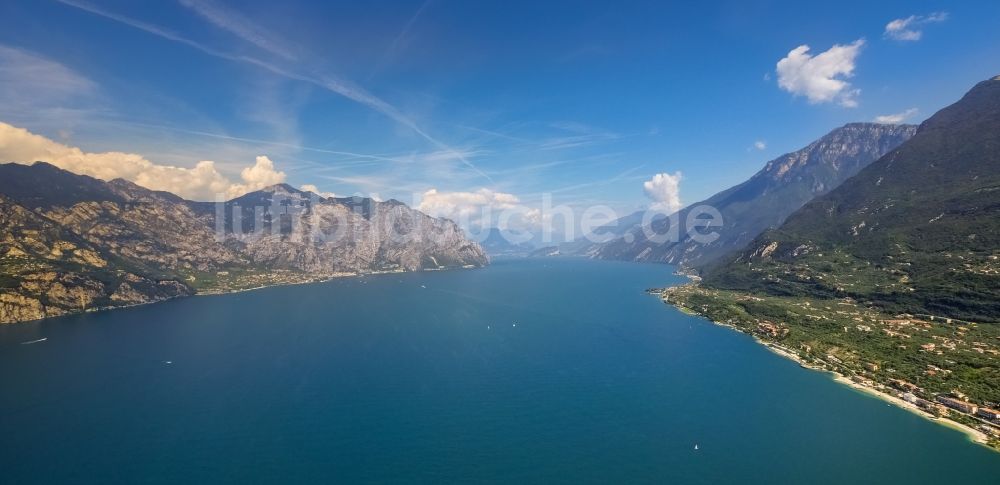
[0,163,489,325]
[2,265,483,325]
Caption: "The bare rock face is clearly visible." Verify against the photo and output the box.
[207,184,487,273]
[0,163,486,324]
[0,292,52,322]
[592,123,917,268]
[47,180,249,273]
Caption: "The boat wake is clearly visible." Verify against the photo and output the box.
[20,337,47,345]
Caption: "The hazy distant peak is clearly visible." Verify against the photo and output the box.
[258,183,303,194]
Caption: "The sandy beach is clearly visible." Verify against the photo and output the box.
[664,295,996,449]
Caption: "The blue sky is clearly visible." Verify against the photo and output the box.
[1,0,999,225]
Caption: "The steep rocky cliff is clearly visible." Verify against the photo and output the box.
[0,189,194,323]
[196,183,487,273]
[0,163,487,323]
[593,123,917,268]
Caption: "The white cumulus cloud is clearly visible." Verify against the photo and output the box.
[416,188,545,232]
[301,184,336,198]
[776,39,864,107]
[418,188,521,221]
[754,140,767,150]
[226,156,286,198]
[884,13,948,42]
[643,172,683,213]
[0,121,287,200]
[873,108,919,124]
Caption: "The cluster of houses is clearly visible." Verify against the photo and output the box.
[887,379,1000,433]
[977,406,1000,424]
[936,395,979,414]
[754,321,789,339]
[936,394,1000,425]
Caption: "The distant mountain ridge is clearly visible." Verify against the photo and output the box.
[556,209,652,257]
[593,122,917,268]
[0,163,487,323]
[477,227,535,256]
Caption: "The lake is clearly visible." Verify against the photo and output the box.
[1,258,998,483]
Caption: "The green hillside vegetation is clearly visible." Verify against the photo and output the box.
[655,78,1000,446]
[663,285,1000,403]
[702,78,1000,323]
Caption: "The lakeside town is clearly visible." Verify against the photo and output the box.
[189,268,362,295]
[656,283,1000,450]
[186,263,479,295]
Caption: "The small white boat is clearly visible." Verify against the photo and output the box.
[20,337,47,345]
[694,444,699,451]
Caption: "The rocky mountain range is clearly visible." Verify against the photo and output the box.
[703,76,1000,322]
[554,209,654,257]
[593,122,917,268]
[659,76,1000,416]
[0,163,487,324]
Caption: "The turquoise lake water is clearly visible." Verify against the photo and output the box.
[1,258,999,483]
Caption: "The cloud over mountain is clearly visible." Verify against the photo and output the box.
[0,122,286,200]
[874,108,919,124]
[776,40,864,107]
[417,188,521,222]
[643,172,682,213]
[300,184,335,198]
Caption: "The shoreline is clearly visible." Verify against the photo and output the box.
[195,263,483,297]
[193,271,361,296]
[827,372,989,445]
[3,265,482,325]
[660,293,994,449]
[759,340,991,446]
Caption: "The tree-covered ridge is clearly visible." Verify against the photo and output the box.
[703,77,1000,323]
